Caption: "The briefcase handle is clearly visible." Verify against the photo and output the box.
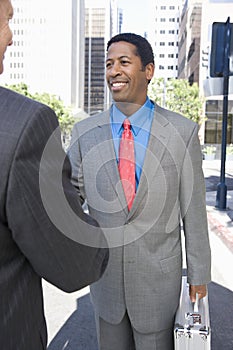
[194,292,199,313]
[186,293,202,325]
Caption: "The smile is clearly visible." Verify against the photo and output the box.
[111,82,128,91]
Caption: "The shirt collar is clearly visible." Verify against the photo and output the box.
[112,97,154,136]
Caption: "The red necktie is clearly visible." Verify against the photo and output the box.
[118,119,136,211]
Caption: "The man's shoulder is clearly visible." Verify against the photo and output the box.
[0,86,58,137]
[156,103,197,129]
[73,110,110,133]
[0,86,54,113]
[0,86,31,103]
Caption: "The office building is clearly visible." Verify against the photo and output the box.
[178,0,233,148]
[178,0,202,85]
[148,0,184,81]
[84,0,121,115]
[2,0,85,112]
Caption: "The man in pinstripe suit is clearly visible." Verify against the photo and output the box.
[0,1,108,349]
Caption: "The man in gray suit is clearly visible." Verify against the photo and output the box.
[0,1,108,349]
[68,33,211,349]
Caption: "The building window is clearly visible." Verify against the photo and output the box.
[161,6,166,10]
[169,6,175,10]
[169,30,175,34]
[159,54,165,58]
[159,65,165,70]
[169,18,175,22]
[168,54,174,58]
[168,42,174,46]
[168,66,174,70]
[160,42,165,46]
[160,18,166,22]
[205,100,233,144]
[160,30,165,34]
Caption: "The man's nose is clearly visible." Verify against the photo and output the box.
[109,62,121,76]
[8,30,13,46]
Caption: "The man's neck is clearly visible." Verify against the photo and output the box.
[115,100,147,117]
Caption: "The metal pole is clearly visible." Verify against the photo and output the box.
[216,17,231,209]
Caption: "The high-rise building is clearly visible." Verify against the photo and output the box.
[1,0,85,112]
[178,0,202,85]
[148,0,184,81]
[84,0,120,115]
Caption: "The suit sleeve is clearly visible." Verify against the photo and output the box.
[180,124,211,286]
[67,122,86,205]
[6,104,108,292]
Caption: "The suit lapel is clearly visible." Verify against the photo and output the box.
[128,106,171,219]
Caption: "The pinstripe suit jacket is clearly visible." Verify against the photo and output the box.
[0,86,108,350]
[68,102,211,334]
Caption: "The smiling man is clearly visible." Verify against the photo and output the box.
[68,33,211,350]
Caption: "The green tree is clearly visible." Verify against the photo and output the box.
[6,82,33,98]
[148,78,205,124]
[5,83,75,136]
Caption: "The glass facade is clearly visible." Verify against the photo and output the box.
[85,7,107,115]
[205,99,233,147]
[84,36,105,114]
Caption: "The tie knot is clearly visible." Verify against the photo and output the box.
[123,119,131,131]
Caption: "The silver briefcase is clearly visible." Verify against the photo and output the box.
[174,276,211,349]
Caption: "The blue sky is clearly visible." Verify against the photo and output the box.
[118,0,150,36]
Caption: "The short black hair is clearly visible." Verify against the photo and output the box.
[107,33,154,68]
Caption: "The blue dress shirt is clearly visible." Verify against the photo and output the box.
[111,97,155,189]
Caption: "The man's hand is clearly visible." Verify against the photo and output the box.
[189,284,207,302]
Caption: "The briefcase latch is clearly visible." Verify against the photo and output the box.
[186,312,202,325]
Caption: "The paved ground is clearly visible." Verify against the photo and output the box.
[43,160,233,350]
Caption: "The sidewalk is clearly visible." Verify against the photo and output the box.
[203,160,233,291]
[203,160,233,349]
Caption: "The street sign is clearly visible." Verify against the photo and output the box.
[210,21,233,77]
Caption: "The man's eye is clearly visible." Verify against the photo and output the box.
[106,62,112,68]
[121,60,129,65]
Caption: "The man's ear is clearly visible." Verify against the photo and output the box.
[145,63,155,81]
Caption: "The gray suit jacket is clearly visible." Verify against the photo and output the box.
[68,102,211,333]
[0,86,108,350]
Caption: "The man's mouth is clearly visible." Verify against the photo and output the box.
[110,82,128,91]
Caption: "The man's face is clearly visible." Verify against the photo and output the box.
[0,0,13,74]
[106,41,154,107]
